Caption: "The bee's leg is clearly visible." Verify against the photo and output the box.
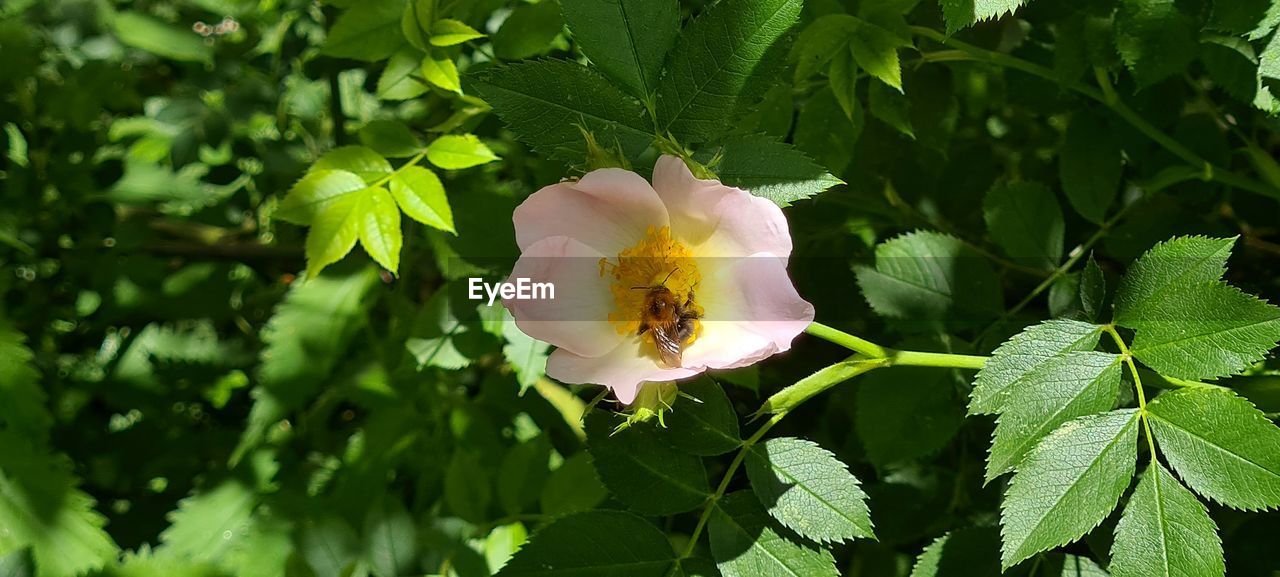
[637,321,650,335]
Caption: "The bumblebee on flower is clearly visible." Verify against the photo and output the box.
[503,155,813,404]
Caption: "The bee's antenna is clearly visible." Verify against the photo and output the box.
[631,268,679,290]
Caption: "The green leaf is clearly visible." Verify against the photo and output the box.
[1115,0,1199,87]
[662,376,741,456]
[910,527,1002,577]
[406,289,474,371]
[426,134,500,169]
[401,0,433,51]
[496,511,675,577]
[1207,0,1274,36]
[376,49,428,101]
[485,523,527,574]
[697,135,842,207]
[559,0,679,99]
[869,78,914,138]
[1000,410,1140,569]
[1128,282,1280,381]
[322,0,405,61]
[299,517,359,577]
[358,120,423,158]
[444,451,492,523]
[497,437,552,514]
[420,51,461,93]
[792,15,852,83]
[389,165,453,233]
[855,231,1003,328]
[857,366,965,467]
[103,549,230,577]
[356,186,402,274]
[1113,236,1236,327]
[313,145,394,184]
[709,491,839,577]
[972,320,1107,414]
[1080,255,1106,322]
[469,60,654,165]
[744,437,875,544]
[1201,36,1258,104]
[847,16,907,91]
[829,47,860,122]
[941,0,1031,33]
[492,0,563,60]
[983,181,1065,270]
[585,411,710,515]
[235,268,379,463]
[430,19,485,46]
[159,481,257,564]
[539,452,608,516]
[1111,462,1224,577]
[987,352,1123,482]
[1060,111,1122,224]
[277,169,369,225]
[500,310,549,393]
[363,497,416,577]
[1062,555,1111,577]
[1146,387,1280,510]
[0,325,50,440]
[656,0,802,141]
[305,193,364,278]
[0,433,118,577]
[113,12,213,63]
[795,86,861,175]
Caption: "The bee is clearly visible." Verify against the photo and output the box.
[635,270,700,368]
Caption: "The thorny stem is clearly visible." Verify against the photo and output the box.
[909,26,1280,201]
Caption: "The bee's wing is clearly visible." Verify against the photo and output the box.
[652,325,684,368]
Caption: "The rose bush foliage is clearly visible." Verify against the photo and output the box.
[3,0,1280,576]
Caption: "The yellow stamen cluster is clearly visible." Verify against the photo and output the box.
[600,226,703,339]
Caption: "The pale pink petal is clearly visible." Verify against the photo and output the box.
[547,341,700,404]
[513,168,668,255]
[680,321,778,370]
[684,253,813,368]
[651,156,792,260]
[503,236,622,358]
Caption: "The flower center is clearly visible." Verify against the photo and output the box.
[601,225,703,343]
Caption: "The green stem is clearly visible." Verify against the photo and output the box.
[909,26,1280,201]
[804,322,988,372]
[1103,325,1159,456]
[892,349,987,370]
[678,411,786,560]
[372,149,429,188]
[804,321,889,357]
